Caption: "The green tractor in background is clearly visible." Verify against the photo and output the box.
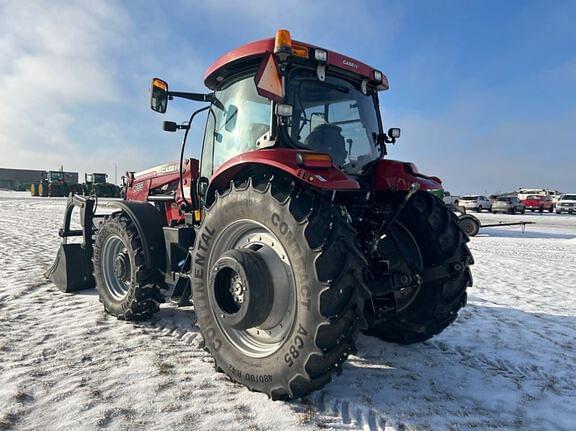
[83,173,121,197]
[30,170,82,197]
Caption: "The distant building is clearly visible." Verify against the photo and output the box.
[0,168,45,191]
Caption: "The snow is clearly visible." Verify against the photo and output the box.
[1,191,575,430]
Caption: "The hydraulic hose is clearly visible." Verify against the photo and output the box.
[179,105,210,209]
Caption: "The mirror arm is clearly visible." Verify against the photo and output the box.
[383,134,396,144]
[168,91,213,103]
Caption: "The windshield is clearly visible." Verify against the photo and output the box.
[561,194,576,200]
[285,69,380,174]
[202,74,271,176]
[496,198,511,202]
[462,196,479,200]
[49,171,63,181]
[94,174,107,183]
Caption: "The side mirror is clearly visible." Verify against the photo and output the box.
[163,121,178,132]
[150,78,169,113]
[388,128,401,139]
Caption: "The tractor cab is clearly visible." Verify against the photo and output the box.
[86,173,108,185]
[151,30,402,191]
[47,171,65,183]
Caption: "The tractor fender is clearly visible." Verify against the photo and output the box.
[208,149,360,198]
[107,200,166,270]
[372,159,443,192]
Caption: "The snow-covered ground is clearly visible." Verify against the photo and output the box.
[1,192,575,430]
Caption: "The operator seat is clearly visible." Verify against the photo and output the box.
[304,123,348,166]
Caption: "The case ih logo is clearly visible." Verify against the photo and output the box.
[342,59,359,69]
[159,163,179,174]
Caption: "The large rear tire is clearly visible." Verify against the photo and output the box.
[365,192,473,344]
[191,175,366,399]
[38,182,48,197]
[93,213,162,320]
[30,183,39,197]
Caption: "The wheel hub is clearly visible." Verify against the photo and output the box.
[114,250,130,281]
[229,274,245,305]
[210,249,274,331]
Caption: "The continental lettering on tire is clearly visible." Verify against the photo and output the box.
[271,212,302,255]
[271,212,310,310]
[193,225,216,281]
[192,225,222,352]
[284,324,309,367]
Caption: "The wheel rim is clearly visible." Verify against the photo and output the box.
[461,219,477,236]
[207,220,296,358]
[376,223,424,312]
[101,235,132,300]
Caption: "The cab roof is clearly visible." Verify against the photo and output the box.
[204,37,388,91]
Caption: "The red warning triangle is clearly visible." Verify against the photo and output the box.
[254,52,283,102]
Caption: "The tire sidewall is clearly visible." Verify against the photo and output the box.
[192,186,325,394]
[93,217,139,315]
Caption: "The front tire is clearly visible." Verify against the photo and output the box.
[93,213,162,320]
[191,176,366,400]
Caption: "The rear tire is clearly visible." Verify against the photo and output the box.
[192,175,366,399]
[93,213,162,320]
[365,192,473,345]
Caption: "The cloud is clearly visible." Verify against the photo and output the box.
[0,0,144,173]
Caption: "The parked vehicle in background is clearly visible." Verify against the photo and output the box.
[522,195,554,213]
[30,170,82,197]
[492,196,525,214]
[460,195,492,212]
[443,191,460,208]
[517,188,562,204]
[556,194,576,214]
[549,190,563,206]
[83,173,121,198]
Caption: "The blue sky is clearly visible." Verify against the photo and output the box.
[1,0,574,194]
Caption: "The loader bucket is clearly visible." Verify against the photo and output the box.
[47,243,94,292]
[45,194,96,293]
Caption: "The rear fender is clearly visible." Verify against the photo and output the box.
[207,149,360,201]
[372,159,443,193]
[107,200,166,271]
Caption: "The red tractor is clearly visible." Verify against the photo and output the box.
[48,30,473,399]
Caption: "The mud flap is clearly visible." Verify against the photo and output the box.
[45,194,96,293]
